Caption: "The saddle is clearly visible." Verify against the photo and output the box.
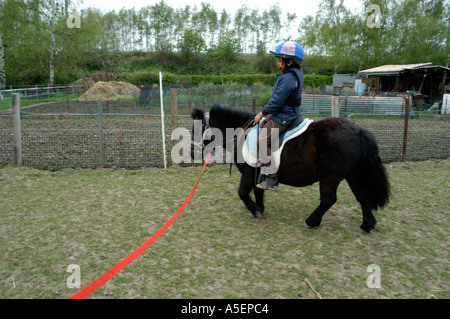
[242,116,313,169]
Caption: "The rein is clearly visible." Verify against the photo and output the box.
[235,117,257,149]
[230,116,257,176]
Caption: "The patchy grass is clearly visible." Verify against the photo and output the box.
[0,159,449,299]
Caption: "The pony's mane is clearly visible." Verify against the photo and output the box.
[209,103,254,128]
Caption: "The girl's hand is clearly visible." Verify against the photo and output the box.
[254,112,264,124]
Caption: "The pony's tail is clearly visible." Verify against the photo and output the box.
[359,129,391,210]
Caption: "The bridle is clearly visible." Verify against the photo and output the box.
[191,112,215,150]
[191,112,259,177]
[191,111,261,177]
[192,111,258,149]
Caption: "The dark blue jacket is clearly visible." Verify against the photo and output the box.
[262,67,304,125]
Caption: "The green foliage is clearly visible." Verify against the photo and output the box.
[253,43,278,74]
[122,71,331,88]
[177,29,205,73]
[304,74,332,87]
[210,35,241,64]
[299,0,449,71]
[123,72,276,86]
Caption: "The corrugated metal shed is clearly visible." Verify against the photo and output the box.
[301,94,412,116]
[358,63,450,103]
[358,63,448,76]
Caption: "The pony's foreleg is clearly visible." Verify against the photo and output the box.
[254,187,265,217]
[304,179,339,228]
[238,174,264,218]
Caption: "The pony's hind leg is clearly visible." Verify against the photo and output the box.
[304,179,340,228]
[238,174,264,218]
[346,174,377,233]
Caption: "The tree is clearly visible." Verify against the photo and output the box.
[299,0,374,73]
[0,0,5,90]
[2,0,49,84]
[173,5,192,49]
[254,42,278,74]
[218,9,231,43]
[209,33,242,74]
[149,0,175,53]
[268,4,282,48]
[178,29,205,70]
[47,0,56,86]
[284,12,297,40]
[195,2,218,47]
[23,0,87,85]
[300,0,448,72]
[233,5,249,53]
[390,0,448,64]
[248,9,259,52]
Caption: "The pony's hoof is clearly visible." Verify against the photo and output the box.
[303,223,313,229]
[250,211,263,218]
[253,211,264,219]
[358,227,370,235]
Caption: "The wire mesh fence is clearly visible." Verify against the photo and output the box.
[0,85,449,170]
[0,85,86,107]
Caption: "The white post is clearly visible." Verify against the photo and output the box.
[12,93,22,166]
[98,100,104,168]
[159,71,167,168]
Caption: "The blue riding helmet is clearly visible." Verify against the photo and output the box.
[270,40,304,65]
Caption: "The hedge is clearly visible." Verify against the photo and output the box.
[122,72,332,87]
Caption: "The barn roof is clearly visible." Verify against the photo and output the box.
[359,63,450,76]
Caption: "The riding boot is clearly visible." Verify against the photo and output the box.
[256,173,278,190]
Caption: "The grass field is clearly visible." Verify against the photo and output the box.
[0,159,449,299]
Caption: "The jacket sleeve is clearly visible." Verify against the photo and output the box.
[262,73,297,116]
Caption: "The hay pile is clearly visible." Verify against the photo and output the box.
[72,76,96,90]
[78,81,140,101]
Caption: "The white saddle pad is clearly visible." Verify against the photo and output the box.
[242,118,313,169]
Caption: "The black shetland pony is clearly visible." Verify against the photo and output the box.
[191,104,390,234]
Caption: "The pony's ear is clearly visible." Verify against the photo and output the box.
[191,107,205,120]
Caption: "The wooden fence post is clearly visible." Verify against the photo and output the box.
[402,96,410,162]
[12,93,22,166]
[331,95,340,117]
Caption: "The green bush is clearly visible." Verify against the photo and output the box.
[123,72,331,87]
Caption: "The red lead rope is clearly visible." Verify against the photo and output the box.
[70,153,211,299]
